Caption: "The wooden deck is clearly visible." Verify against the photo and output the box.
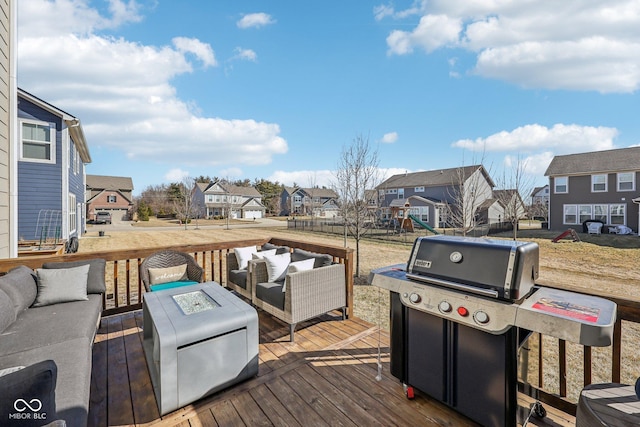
[89,308,576,427]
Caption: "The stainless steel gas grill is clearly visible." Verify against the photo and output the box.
[369,235,617,427]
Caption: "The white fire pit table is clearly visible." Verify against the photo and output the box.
[142,282,259,415]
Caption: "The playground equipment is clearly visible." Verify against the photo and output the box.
[387,200,439,235]
[552,228,581,243]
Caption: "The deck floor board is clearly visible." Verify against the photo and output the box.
[89,309,575,427]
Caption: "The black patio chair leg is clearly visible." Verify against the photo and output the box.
[342,307,346,320]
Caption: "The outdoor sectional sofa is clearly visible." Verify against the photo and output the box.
[0,259,106,427]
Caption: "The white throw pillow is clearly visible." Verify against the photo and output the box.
[33,264,90,307]
[148,264,188,285]
[262,252,291,283]
[234,246,258,270]
[283,258,316,291]
[252,249,277,260]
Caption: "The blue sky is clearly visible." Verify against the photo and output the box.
[17,1,639,195]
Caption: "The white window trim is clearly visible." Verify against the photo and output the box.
[563,204,578,224]
[20,118,55,164]
[609,203,626,225]
[591,174,607,192]
[414,186,425,192]
[617,172,635,192]
[554,176,568,194]
[69,194,77,234]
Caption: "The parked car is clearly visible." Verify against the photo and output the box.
[94,211,112,224]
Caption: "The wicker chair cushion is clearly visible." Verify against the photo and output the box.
[251,249,276,260]
[291,249,332,268]
[283,258,315,291]
[261,243,290,255]
[149,281,198,292]
[255,281,285,310]
[262,253,291,282]
[234,246,258,270]
[228,270,248,289]
[148,264,188,285]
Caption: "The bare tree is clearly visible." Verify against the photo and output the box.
[332,134,380,277]
[495,154,536,240]
[172,176,198,230]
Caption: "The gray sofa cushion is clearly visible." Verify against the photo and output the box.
[0,289,16,333]
[42,258,107,294]
[261,243,290,255]
[291,248,333,268]
[0,295,102,357]
[0,266,37,315]
[228,269,248,289]
[0,359,57,427]
[0,337,93,427]
[33,264,90,307]
[255,281,285,310]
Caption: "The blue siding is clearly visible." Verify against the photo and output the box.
[17,97,64,241]
[68,138,85,237]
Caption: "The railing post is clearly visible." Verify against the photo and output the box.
[612,317,622,383]
[345,249,354,318]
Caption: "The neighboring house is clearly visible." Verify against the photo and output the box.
[493,189,526,222]
[86,174,134,222]
[17,88,91,243]
[531,185,550,206]
[544,147,640,232]
[376,165,496,229]
[280,187,339,217]
[0,0,16,257]
[193,181,266,219]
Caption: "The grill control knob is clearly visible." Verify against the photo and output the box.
[438,301,452,313]
[409,293,421,304]
[474,311,490,324]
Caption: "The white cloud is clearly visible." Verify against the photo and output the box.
[451,124,618,154]
[172,37,217,67]
[237,13,276,29]
[506,152,555,176]
[381,132,398,143]
[165,168,190,182]
[268,170,335,188]
[233,47,257,62]
[382,1,640,93]
[17,0,288,169]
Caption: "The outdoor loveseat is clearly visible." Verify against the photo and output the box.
[226,243,289,299]
[0,259,106,427]
[250,248,346,342]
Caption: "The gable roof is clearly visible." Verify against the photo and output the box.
[544,147,640,176]
[86,175,134,191]
[297,187,338,199]
[18,88,92,163]
[378,165,495,189]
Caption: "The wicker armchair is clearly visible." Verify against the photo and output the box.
[250,260,346,342]
[140,250,204,292]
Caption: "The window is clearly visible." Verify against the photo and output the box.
[378,190,384,197]
[206,195,214,203]
[107,195,117,203]
[617,172,635,191]
[610,204,626,224]
[591,174,607,192]
[21,120,54,163]
[414,186,425,192]
[578,205,592,223]
[593,205,608,223]
[385,189,397,194]
[554,176,568,193]
[69,194,77,234]
[563,205,577,224]
[398,188,404,199]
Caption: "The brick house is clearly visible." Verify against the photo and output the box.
[86,175,134,222]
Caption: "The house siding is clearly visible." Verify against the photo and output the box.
[549,174,640,232]
[68,137,85,235]
[17,98,64,241]
[0,0,11,257]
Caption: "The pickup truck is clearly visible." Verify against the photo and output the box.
[94,211,112,224]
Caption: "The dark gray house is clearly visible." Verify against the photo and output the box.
[280,187,339,217]
[17,89,91,243]
[544,147,640,233]
[376,165,496,229]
